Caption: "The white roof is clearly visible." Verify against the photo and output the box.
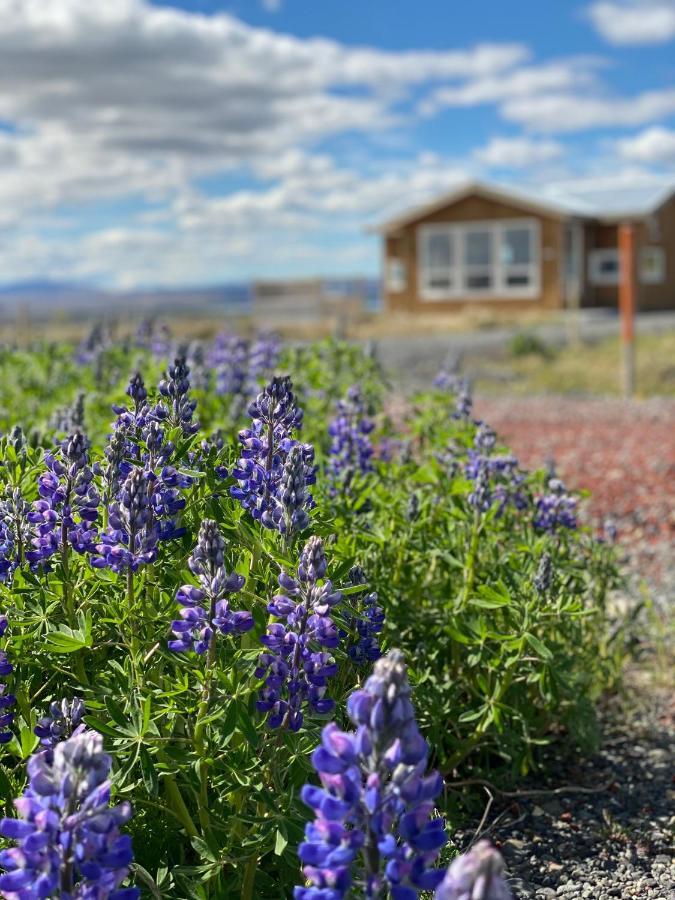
[373,179,675,234]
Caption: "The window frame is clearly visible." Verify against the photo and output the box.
[386,257,407,293]
[588,248,620,286]
[417,218,541,302]
[640,246,665,285]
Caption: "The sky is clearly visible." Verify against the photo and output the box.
[2,0,675,288]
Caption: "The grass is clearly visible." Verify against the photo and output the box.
[476,330,675,397]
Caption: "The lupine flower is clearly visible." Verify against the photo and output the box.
[34,697,86,750]
[533,552,553,596]
[344,565,384,665]
[435,841,512,900]
[231,375,314,533]
[295,649,447,899]
[26,432,100,566]
[158,356,199,437]
[91,468,158,573]
[0,486,31,582]
[209,332,248,401]
[135,317,172,359]
[465,430,528,516]
[453,380,473,420]
[168,520,253,654]
[327,385,374,492]
[75,321,112,366]
[255,537,341,732]
[406,493,420,522]
[246,331,281,395]
[48,392,86,437]
[0,730,139,899]
[274,444,315,536]
[0,616,15,744]
[534,478,577,532]
[186,341,210,391]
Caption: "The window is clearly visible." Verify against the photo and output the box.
[464,229,493,291]
[640,246,665,285]
[588,249,620,286]
[387,258,407,292]
[418,219,540,300]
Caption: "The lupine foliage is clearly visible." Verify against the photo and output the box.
[0,333,622,898]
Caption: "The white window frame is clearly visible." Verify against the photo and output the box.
[417,218,541,302]
[386,257,407,293]
[588,248,620,286]
[640,246,665,285]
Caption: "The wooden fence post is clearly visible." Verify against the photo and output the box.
[618,222,636,398]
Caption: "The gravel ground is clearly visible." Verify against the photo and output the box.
[450,682,674,900]
[451,395,675,899]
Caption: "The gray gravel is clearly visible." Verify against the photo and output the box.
[450,686,674,899]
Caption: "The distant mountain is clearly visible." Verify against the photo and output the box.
[0,279,91,296]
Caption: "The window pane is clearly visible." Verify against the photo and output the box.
[505,272,531,287]
[599,257,618,274]
[466,273,492,290]
[502,228,531,265]
[427,232,452,267]
[465,230,491,265]
[429,275,453,290]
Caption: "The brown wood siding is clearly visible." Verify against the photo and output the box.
[637,194,675,311]
[383,193,564,314]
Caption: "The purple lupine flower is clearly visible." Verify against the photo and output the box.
[533,552,553,597]
[91,468,158,573]
[435,841,512,900]
[231,375,313,532]
[48,392,86,438]
[534,478,577,532]
[209,332,249,399]
[273,444,315,536]
[185,341,210,391]
[75,321,112,366]
[327,385,375,493]
[255,537,342,732]
[453,379,473,420]
[0,730,139,899]
[0,616,15,745]
[465,429,528,516]
[345,565,384,665]
[433,369,461,392]
[34,697,85,749]
[168,519,253,654]
[246,331,281,395]
[26,432,100,567]
[295,649,447,899]
[158,356,199,437]
[0,486,31,582]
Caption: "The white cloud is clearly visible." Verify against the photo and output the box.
[474,136,563,167]
[616,126,675,162]
[262,0,282,10]
[502,87,675,132]
[587,1,675,45]
[420,59,602,116]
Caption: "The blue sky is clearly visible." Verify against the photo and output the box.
[2,0,675,287]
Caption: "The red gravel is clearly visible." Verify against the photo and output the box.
[475,396,675,582]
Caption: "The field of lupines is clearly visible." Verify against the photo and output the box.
[0,320,624,899]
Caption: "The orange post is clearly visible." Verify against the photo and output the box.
[618,222,636,397]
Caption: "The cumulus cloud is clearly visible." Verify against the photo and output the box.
[616,126,675,163]
[502,87,675,132]
[587,1,675,45]
[474,136,563,167]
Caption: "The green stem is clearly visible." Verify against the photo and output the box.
[163,773,199,839]
[193,602,217,834]
[241,855,258,900]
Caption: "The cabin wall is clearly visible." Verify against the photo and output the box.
[384,194,564,315]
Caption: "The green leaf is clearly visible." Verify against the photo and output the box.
[274,828,288,856]
[524,633,553,662]
[83,716,120,738]
[43,630,90,653]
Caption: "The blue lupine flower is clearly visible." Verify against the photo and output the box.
[246,331,281,395]
[534,478,577,532]
[465,429,528,516]
[158,356,199,437]
[295,649,447,899]
[533,552,553,596]
[255,537,342,732]
[91,467,158,573]
[209,332,249,401]
[327,385,374,493]
[0,486,31,583]
[345,565,384,665]
[0,730,139,899]
[274,444,315,536]
[26,432,100,567]
[231,375,314,533]
[168,519,253,654]
[135,317,172,359]
[0,616,15,745]
[435,841,512,900]
[34,697,85,749]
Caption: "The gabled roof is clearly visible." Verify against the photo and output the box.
[372,179,675,235]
